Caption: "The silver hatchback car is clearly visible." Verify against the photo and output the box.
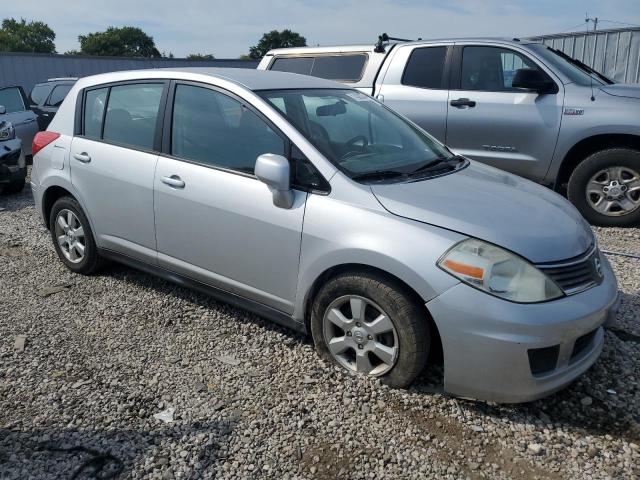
[31,68,619,403]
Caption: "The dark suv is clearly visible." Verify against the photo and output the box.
[29,78,77,130]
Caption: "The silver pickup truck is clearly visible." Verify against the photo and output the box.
[258,36,640,226]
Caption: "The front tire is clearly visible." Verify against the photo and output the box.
[311,271,430,388]
[49,196,103,274]
[568,148,640,226]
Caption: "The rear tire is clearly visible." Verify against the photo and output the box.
[49,196,104,274]
[568,148,640,227]
[311,271,429,388]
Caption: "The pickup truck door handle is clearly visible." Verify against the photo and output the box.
[73,152,91,163]
[450,98,476,108]
[161,175,185,189]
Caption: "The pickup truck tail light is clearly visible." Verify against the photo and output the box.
[32,132,61,157]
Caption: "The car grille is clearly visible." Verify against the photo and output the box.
[537,246,603,295]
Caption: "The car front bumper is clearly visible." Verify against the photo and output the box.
[426,255,619,403]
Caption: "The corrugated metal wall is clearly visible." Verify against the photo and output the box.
[529,27,640,84]
[0,53,259,94]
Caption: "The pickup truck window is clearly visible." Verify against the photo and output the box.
[46,84,73,107]
[259,88,457,182]
[29,84,50,106]
[461,46,543,91]
[402,47,447,89]
[270,54,367,82]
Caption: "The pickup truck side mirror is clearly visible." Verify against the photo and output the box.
[0,106,6,115]
[255,153,294,209]
[512,69,558,95]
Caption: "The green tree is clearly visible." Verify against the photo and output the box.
[0,18,56,53]
[78,26,160,57]
[186,53,215,60]
[248,29,306,60]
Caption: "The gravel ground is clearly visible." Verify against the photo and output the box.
[1,176,639,479]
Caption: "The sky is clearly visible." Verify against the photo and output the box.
[5,0,640,58]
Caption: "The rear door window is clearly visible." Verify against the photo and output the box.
[0,87,26,113]
[402,47,448,89]
[102,84,164,150]
[270,54,367,81]
[46,84,73,107]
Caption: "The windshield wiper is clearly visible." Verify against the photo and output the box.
[548,47,614,84]
[409,155,464,176]
[351,170,408,182]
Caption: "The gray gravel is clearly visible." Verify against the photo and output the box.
[1,176,639,479]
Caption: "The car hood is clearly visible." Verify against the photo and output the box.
[370,162,594,264]
[600,84,640,100]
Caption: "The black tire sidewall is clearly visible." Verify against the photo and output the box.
[49,196,101,274]
[568,148,640,227]
[311,272,430,388]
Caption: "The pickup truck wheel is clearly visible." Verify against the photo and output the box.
[568,148,640,226]
[50,196,104,274]
[311,271,429,388]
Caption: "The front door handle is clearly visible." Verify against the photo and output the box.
[450,98,476,108]
[73,152,91,163]
[161,175,185,189]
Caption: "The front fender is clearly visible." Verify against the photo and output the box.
[293,192,465,321]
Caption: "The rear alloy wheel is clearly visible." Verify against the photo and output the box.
[50,196,104,274]
[568,148,640,226]
[311,271,430,388]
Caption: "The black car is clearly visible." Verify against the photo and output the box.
[29,78,77,130]
[0,120,26,194]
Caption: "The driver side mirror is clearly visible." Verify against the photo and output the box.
[512,69,558,94]
[0,106,5,115]
[255,153,294,209]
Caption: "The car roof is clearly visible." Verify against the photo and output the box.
[76,67,347,91]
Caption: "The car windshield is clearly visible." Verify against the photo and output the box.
[258,89,460,182]
[528,44,609,86]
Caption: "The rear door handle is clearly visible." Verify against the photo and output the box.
[450,98,476,108]
[73,152,91,163]
[161,175,185,189]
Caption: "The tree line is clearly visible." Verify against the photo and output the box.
[0,18,306,59]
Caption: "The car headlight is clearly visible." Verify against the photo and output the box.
[437,238,564,303]
[0,122,15,140]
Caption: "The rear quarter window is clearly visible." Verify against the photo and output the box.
[270,54,367,82]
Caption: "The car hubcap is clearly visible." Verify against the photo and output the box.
[54,209,86,264]
[586,166,640,216]
[323,295,399,377]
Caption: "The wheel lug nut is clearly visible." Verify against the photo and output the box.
[358,345,363,349]
[355,322,361,327]
[346,331,352,336]
[367,335,373,340]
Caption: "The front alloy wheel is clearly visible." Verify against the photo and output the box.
[323,295,399,376]
[311,271,430,388]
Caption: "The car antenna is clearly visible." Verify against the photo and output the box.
[585,14,596,101]
[374,33,412,53]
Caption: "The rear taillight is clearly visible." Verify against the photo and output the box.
[32,131,61,157]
